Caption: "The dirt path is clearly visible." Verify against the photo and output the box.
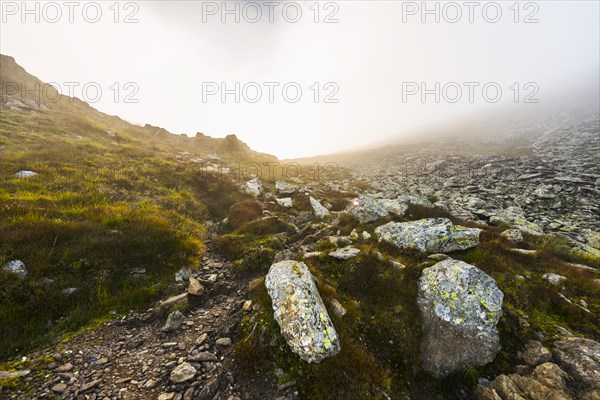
[1,237,293,400]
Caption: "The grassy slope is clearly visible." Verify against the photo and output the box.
[0,54,272,358]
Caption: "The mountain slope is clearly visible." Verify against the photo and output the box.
[0,54,274,357]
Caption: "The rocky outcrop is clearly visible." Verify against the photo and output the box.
[478,337,600,400]
[265,260,340,363]
[375,218,481,254]
[553,337,600,395]
[418,259,503,378]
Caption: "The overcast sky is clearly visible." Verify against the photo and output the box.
[1,1,598,158]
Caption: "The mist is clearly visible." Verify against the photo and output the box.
[1,0,598,158]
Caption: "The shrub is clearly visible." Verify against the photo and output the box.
[228,199,263,229]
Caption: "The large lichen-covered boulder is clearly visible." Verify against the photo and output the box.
[265,260,340,363]
[375,218,481,254]
[418,259,503,378]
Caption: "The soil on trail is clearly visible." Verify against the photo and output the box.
[1,238,291,400]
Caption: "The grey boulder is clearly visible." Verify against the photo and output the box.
[265,260,340,363]
[418,259,503,378]
[375,218,481,254]
[344,194,389,223]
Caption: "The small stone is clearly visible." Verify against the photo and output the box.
[55,363,74,373]
[170,362,196,383]
[175,267,192,283]
[329,298,347,318]
[275,181,297,194]
[242,300,253,311]
[161,310,184,332]
[187,277,205,296]
[157,293,188,313]
[79,379,101,393]
[61,287,78,295]
[14,170,37,178]
[216,337,232,346]
[328,246,360,260]
[543,273,567,285]
[142,379,157,389]
[94,357,109,366]
[245,178,262,197]
[3,260,27,277]
[553,337,600,391]
[474,385,502,400]
[195,333,208,346]
[0,370,30,380]
[52,383,68,393]
[158,393,176,400]
[188,352,218,362]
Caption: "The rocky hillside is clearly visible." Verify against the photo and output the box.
[2,169,599,399]
[1,55,599,400]
[0,54,275,359]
